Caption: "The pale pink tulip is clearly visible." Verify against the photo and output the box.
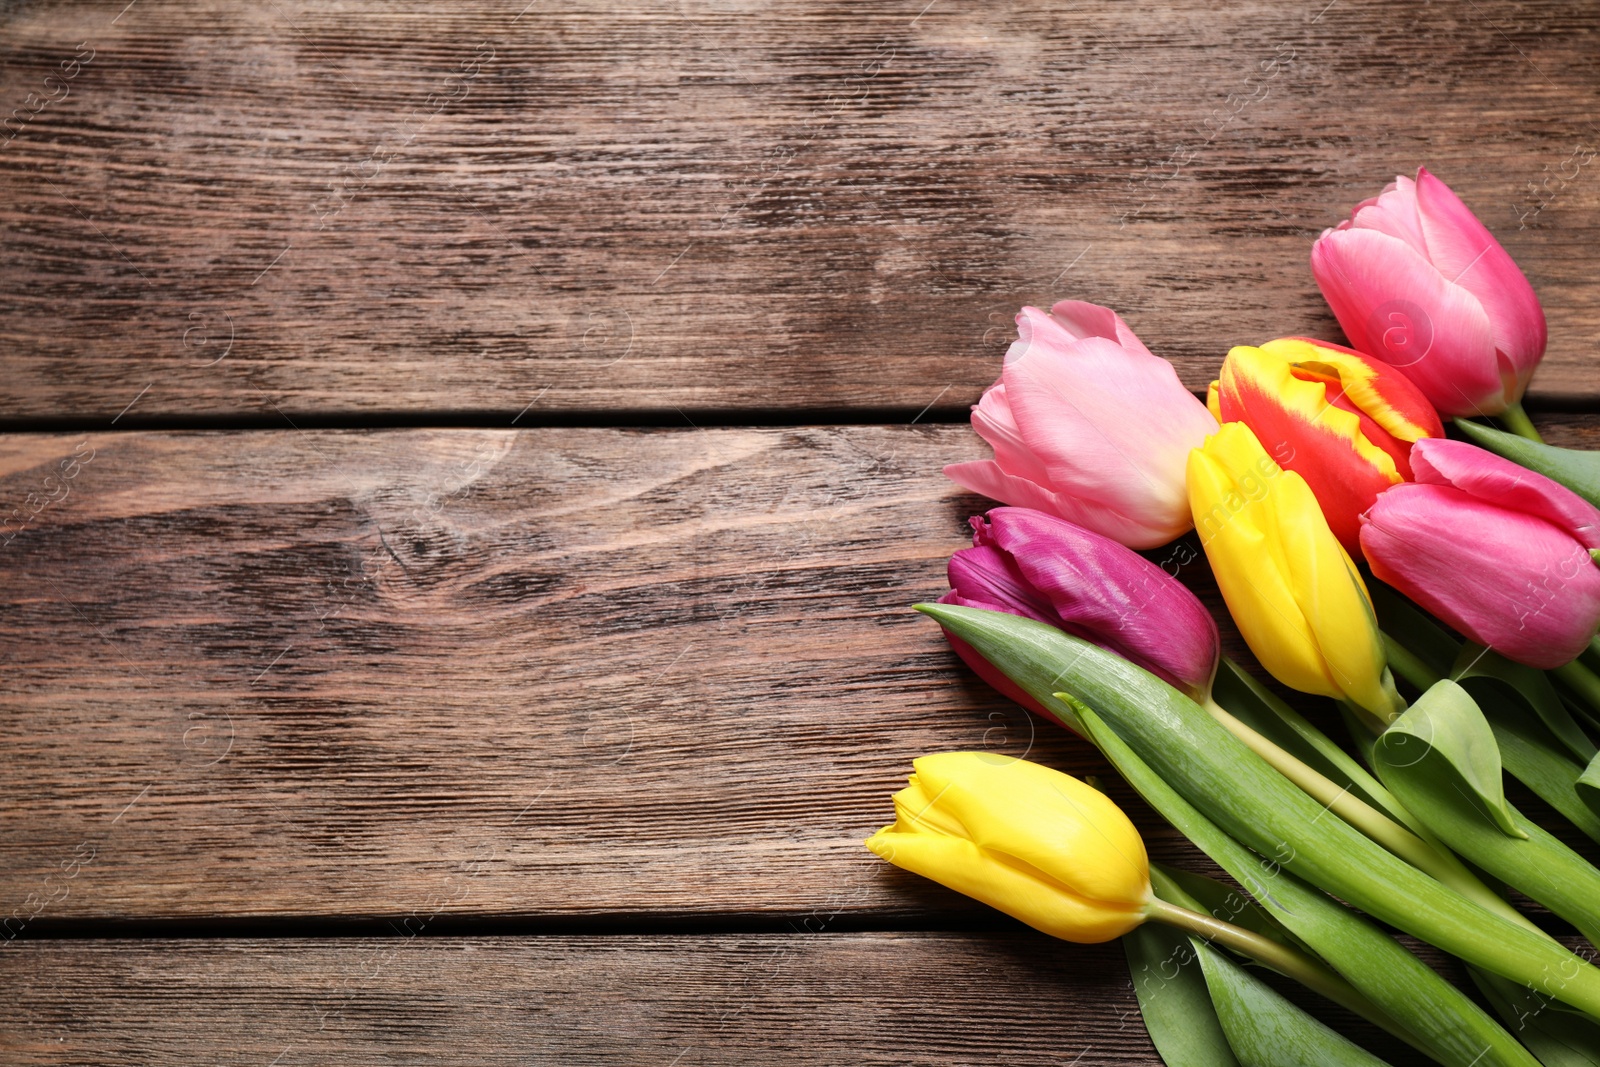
[1311,167,1546,417]
[946,302,1217,549]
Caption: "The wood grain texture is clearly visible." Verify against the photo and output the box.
[0,933,1421,1066]
[3,416,1597,925]
[1,0,1597,420]
[0,422,1112,923]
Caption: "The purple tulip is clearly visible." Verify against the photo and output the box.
[1360,439,1600,669]
[938,507,1221,711]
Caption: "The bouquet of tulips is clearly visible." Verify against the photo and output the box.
[864,168,1600,1066]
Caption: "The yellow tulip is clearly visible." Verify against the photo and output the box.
[1187,422,1401,720]
[863,752,1150,943]
[864,750,1415,1043]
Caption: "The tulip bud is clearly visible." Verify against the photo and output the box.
[1187,423,1401,720]
[865,752,1150,943]
[1210,338,1444,551]
[946,301,1218,549]
[1311,167,1547,417]
[940,507,1220,705]
[1361,439,1600,669]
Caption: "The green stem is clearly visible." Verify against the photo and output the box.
[1383,633,1441,692]
[1554,659,1600,717]
[1144,893,1421,1054]
[1340,695,1391,737]
[927,603,1600,1020]
[1203,696,1542,936]
[1498,401,1544,443]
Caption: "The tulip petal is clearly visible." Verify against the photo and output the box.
[1188,440,1341,699]
[1217,343,1400,551]
[1311,227,1503,416]
[1348,175,1429,256]
[890,776,971,840]
[1270,472,1392,716]
[978,508,1219,696]
[1361,484,1600,669]
[946,543,1056,622]
[968,382,1054,488]
[1410,438,1600,551]
[910,752,1151,906]
[1453,417,1600,513]
[863,829,1143,943]
[943,459,1178,549]
[1004,324,1212,535]
[1413,167,1547,390]
[1264,337,1444,445]
[944,459,1057,514]
[1318,382,1417,480]
[1048,299,1155,358]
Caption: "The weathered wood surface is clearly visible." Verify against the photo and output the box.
[3,416,1597,926]
[0,934,1423,1066]
[1,0,1597,422]
[0,422,1122,924]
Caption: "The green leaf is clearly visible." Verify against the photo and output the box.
[1125,921,1242,1067]
[1454,417,1600,510]
[1553,661,1600,733]
[1473,970,1600,1067]
[1368,581,1462,679]
[1567,689,1600,736]
[1076,705,1529,1067]
[1374,681,1600,948]
[1379,680,1526,838]
[1194,940,1394,1067]
[1378,620,1600,842]
[918,601,1600,1034]
[1150,860,1447,1066]
[1211,658,1419,832]
[1478,689,1600,845]
[1053,702,1532,1067]
[1454,646,1598,764]
[1579,752,1600,823]
[1338,704,1381,771]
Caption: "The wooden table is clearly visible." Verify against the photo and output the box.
[1,2,1596,1062]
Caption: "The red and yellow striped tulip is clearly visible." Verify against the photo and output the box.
[1208,338,1443,552]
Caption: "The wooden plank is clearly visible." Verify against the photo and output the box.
[0,422,1120,923]
[0,933,1420,1065]
[1,0,1596,420]
[3,417,1595,924]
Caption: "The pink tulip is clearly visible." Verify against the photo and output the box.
[946,302,1218,550]
[939,507,1221,711]
[1311,167,1547,417]
[1360,439,1600,669]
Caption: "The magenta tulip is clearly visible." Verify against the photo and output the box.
[1360,439,1600,669]
[1311,167,1547,418]
[939,507,1221,710]
[945,302,1218,550]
